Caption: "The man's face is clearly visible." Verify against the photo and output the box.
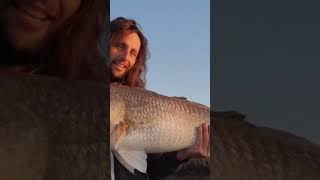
[0,0,81,53]
[110,32,141,79]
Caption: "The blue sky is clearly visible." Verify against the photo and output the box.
[111,0,210,106]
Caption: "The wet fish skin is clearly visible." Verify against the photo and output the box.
[110,84,210,173]
[0,74,109,180]
[4,74,319,180]
[110,84,210,152]
[163,112,320,180]
[210,111,320,180]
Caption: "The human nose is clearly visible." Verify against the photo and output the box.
[32,0,62,19]
[40,0,60,17]
[16,0,59,17]
[119,50,131,61]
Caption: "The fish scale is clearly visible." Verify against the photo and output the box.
[211,112,320,180]
[3,74,320,180]
[111,84,210,152]
[0,74,109,180]
[110,84,210,173]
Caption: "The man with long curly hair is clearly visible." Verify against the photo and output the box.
[110,17,148,88]
[110,17,210,180]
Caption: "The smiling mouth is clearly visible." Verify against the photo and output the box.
[12,1,55,21]
[112,61,129,72]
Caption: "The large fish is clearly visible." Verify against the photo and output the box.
[110,84,210,174]
[0,74,109,180]
[3,74,319,180]
[210,111,320,180]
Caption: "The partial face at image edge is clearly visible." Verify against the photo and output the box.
[0,0,81,53]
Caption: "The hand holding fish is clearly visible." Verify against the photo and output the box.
[110,84,210,173]
[176,123,211,161]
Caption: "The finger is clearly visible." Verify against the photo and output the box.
[202,123,209,156]
[208,123,211,142]
[207,124,211,158]
[195,125,203,148]
[208,124,211,157]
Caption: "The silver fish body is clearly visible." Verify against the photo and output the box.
[0,74,109,180]
[110,84,210,152]
[110,84,210,173]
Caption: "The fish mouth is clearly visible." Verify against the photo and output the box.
[11,0,57,21]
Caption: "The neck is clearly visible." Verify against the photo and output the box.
[110,72,125,84]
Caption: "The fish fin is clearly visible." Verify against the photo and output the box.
[114,148,148,174]
[111,122,128,150]
[111,122,148,173]
[110,152,115,180]
[113,150,135,173]
[173,96,188,100]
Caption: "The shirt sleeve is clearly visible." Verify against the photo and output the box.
[146,151,188,180]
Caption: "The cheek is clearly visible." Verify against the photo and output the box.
[55,0,81,28]
[110,48,118,61]
[0,7,49,52]
[62,0,82,19]
[129,58,137,68]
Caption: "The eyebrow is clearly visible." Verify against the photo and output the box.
[114,40,139,55]
[130,48,138,54]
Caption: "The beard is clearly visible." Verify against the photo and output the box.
[0,26,52,69]
[110,69,125,84]
[110,57,129,82]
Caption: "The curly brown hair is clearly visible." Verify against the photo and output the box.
[48,0,109,81]
[110,17,150,88]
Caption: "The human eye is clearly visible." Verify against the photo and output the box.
[115,43,124,50]
[130,50,137,57]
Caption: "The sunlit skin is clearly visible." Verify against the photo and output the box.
[110,32,141,78]
[110,32,210,161]
[177,123,210,160]
[0,0,81,53]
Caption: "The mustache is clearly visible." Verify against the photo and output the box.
[111,58,130,68]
